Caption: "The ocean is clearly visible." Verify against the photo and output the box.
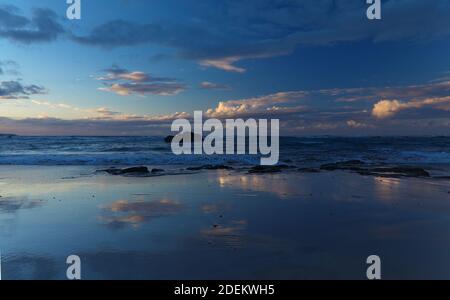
[0,136,449,168]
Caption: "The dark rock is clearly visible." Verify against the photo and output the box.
[164,132,202,143]
[98,166,150,176]
[319,160,430,178]
[369,167,430,178]
[187,165,234,171]
[164,135,174,143]
[151,168,165,174]
[298,168,321,173]
[320,160,365,171]
[120,167,150,175]
[248,165,292,174]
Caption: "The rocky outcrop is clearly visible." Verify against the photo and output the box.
[187,165,234,171]
[97,167,151,176]
[319,160,430,178]
[248,165,294,174]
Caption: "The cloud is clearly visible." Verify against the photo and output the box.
[97,66,186,97]
[200,57,246,73]
[30,98,190,122]
[0,60,19,76]
[0,80,45,99]
[346,120,372,129]
[199,81,231,91]
[205,91,307,118]
[72,20,163,48]
[0,6,64,43]
[1,1,449,72]
[372,99,405,118]
[94,107,121,117]
[372,96,450,119]
[69,0,450,72]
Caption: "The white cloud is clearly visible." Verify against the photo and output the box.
[205,91,307,118]
[372,96,450,118]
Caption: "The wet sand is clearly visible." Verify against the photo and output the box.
[0,165,450,279]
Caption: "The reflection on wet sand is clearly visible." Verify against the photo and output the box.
[2,253,58,280]
[0,196,45,213]
[373,177,402,202]
[216,174,300,198]
[0,196,46,236]
[201,220,248,249]
[99,198,183,229]
[2,166,450,279]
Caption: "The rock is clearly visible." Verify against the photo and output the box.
[298,168,321,173]
[120,167,150,175]
[164,132,202,143]
[370,167,430,178]
[187,165,233,171]
[319,160,430,178]
[98,166,150,176]
[320,160,365,171]
[151,168,165,174]
[248,165,292,174]
[164,135,174,143]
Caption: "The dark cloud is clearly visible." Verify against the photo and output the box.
[0,6,64,43]
[72,20,163,48]
[0,60,19,76]
[0,80,45,99]
[97,66,186,96]
[1,1,449,72]
[70,0,450,72]
[0,115,177,136]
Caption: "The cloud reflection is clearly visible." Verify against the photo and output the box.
[0,196,45,213]
[201,220,248,249]
[99,198,183,230]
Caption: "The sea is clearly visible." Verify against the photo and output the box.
[0,136,449,169]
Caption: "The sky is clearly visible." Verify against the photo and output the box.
[0,0,450,136]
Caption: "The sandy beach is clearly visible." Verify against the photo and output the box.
[1,165,449,279]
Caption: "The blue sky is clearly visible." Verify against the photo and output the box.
[1,0,450,135]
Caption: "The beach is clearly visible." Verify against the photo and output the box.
[1,165,450,279]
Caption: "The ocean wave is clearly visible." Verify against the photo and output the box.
[0,153,261,166]
[0,136,450,166]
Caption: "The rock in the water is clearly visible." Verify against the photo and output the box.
[370,167,430,178]
[164,135,174,143]
[164,132,202,143]
[298,168,321,173]
[98,166,150,176]
[248,165,292,174]
[319,160,430,178]
[151,168,165,174]
[187,165,234,171]
[320,160,365,171]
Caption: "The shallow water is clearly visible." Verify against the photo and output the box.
[1,166,450,279]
